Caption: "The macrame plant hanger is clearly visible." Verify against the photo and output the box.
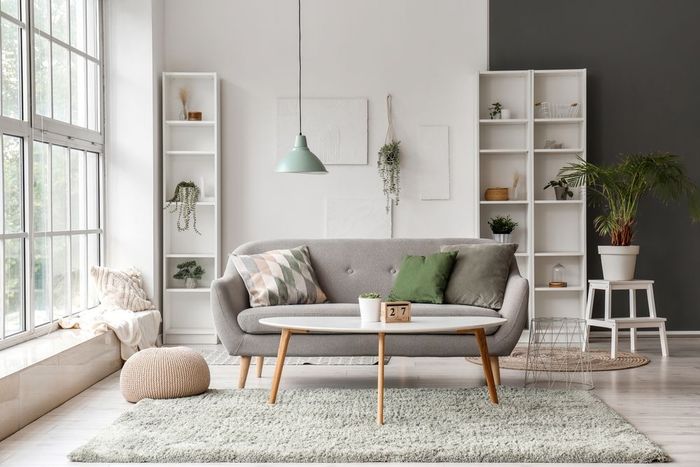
[383,94,397,238]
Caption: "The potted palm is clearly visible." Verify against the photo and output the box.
[559,153,700,280]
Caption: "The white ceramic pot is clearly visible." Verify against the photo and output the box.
[500,109,511,119]
[598,245,640,281]
[358,297,381,322]
[184,277,199,289]
[492,233,512,244]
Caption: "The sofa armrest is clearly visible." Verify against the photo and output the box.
[490,268,529,355]
[211,264,250,355]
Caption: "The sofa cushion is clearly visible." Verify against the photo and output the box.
[238,303,501,335]
[441,243,517,310]
[388,251,458,304]
[230,245,327,307]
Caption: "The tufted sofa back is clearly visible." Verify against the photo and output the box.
[228,238,499,304]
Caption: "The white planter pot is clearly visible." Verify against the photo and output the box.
[500,109,511,119]
[358,297,381,322]
[492,233,512,244]
[598,245,640,281]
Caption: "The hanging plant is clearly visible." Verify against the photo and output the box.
[164,181,201,234]
[378,95,401,212]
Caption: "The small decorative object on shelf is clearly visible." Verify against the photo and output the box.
[544,178,574,200]
[358,292,382,323]
[544,139,564,149]
[380,301,411,323]
[484,187,509,201]
[488,102,503,119]
[187,111,202,121]
[164,181,202,234]
[178,87,189,120]
[549,263,567,288]
[488,215,518,243]
[173,260,205,289]
[511,172,521,200]
[378,95,401,213]
[535,102,580,119]
[500,108,511,119]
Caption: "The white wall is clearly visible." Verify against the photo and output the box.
[104,0,163,304]
[162,0,488,256]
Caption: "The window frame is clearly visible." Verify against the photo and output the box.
[0,0,104,351]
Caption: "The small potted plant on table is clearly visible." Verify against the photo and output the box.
[559,152,700,280]
[173,260,205,289]
[488,215,518,244]
[358,292,382,323]
[544,178,574,200]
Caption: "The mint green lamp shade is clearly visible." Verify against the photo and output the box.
[276,134,327,174]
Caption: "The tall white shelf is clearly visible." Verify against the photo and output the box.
[162,72,220,344]
[476,69,587,323]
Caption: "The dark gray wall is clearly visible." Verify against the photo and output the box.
[489,0,700,330]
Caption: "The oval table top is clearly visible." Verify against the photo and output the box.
[258,316,507,334]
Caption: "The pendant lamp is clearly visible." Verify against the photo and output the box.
[275,0,327,174]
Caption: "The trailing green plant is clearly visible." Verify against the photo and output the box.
[173,260,205,280]
[489,102,503,119]
[164,181,201,234]
[559,153,700,246]
[359,292,381,299]
[488,215,518,234]
[378,140,401,212]
[544,178,574,198]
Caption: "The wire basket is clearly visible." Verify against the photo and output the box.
[535,102,580,119]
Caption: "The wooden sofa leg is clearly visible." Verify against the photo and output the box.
[489,356,501,385]
[256,356,264,378]
[238,356,251,389]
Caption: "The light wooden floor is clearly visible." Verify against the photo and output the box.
[1,337,698,466]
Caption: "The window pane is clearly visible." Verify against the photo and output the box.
[1,0,19,18]
[85,0,97,58]
[34,33,51,117]
[70,52,86,127]
[4,238,24,336]
[51,145,68,230]
[1,19,22,119]
[86,151,97,228]
[3,135,22,233]
[33,141,49,231]
[86,61,98,131]
[51,43,69,122]
[69,0,85,51]
[34,0,50,32]
[71,234,85,311]
[33,237,51,326]
[52,235,68,319]
[51,0,68,42]
[70,148,85,229]
[87,232,98,307]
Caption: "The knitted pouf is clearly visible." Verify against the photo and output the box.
[120,347,210,403]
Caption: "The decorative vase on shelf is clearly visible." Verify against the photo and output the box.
[500,109,511,119]
[549,263,567,287]
[184,277,198,289]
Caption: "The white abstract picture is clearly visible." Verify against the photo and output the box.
[277,98,368,165]
[325,198,389,239]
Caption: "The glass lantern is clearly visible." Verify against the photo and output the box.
[549,263,567,288]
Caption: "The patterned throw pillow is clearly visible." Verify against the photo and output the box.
[90,266,155,311]
[231,246,328,307]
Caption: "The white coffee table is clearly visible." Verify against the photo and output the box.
[258,316,507,425]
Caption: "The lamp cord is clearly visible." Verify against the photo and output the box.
[298,0,302,135]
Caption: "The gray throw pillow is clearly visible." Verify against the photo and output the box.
[440,243,517,310]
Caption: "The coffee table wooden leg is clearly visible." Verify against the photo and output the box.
[475,328,499,404]
[268,329,292,404]
[377,332,385,425]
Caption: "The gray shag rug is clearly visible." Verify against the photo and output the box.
[69,387,668,463]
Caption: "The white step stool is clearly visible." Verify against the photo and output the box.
[583,280,669,359]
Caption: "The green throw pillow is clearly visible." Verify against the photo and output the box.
[440,243,517,309]
[388,251,458,304]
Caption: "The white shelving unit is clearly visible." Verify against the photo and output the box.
[476,69,587,323]
[162,72,220,344]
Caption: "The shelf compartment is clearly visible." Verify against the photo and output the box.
[165,255,216,289]
[534,255,583,289]
[163,292,216,333]
[479,152,527,202]
[479,71,529,120]
[480,124,527,151]
[165,207,216,256]
[165,153,216,200]
[533,292,585,319]
[165,125,216,152]
[534,202,583,253]
[534,121,583,151]
[533,70,585,119]
[534,151,585,200]
[480,203,528,254]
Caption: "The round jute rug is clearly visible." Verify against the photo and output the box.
[467,347,650,372]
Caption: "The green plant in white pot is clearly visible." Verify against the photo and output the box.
[559,153,700,280]
[488,215,518,244]
[358,292,382,323]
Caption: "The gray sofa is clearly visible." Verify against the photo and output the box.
[211,238,529,387]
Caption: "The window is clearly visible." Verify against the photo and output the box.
[0,0,102,348]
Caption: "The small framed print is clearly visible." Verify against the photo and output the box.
[380,301,412,323]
